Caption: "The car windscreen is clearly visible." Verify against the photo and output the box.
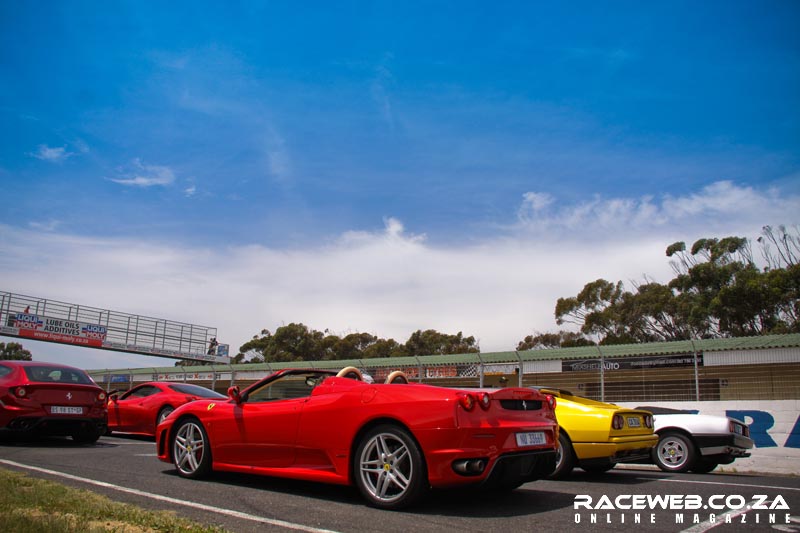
[23,365,95,385]
[168,383,225,398]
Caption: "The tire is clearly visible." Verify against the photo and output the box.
[72,427,101,444]
[549,431,575,479]
[172,418,212,479]
[582,463,615,474]
[354,424,427,510]
[691,459,719,474]
[157,406,175,426]
[653,431,696,473]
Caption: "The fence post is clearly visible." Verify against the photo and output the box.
[596,345,605,402]
[515,351,523,387]
[476,352,484,388]
[690,338,700,401]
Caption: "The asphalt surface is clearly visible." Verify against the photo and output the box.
[1,434,799,533]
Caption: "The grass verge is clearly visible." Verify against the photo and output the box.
[0,467,228,532]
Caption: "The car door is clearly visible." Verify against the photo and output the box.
[113,385,161,432]
[211,374,313,468]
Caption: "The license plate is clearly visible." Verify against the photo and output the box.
[516,431,546,447]
[51,406,83,415]
[627,416,641,428]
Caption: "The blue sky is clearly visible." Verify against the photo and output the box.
[1,2,799,369]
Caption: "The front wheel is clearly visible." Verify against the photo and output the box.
[354,424,427,510]
[172,418,212,479]
[653,432,696,473]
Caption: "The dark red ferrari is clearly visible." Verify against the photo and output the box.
[0,360,107,443]
[108,382,225,437]
[156,367,558,509]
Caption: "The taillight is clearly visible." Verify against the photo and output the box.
[15,387,27,398]
[644,414,653,428]
[612,414,624,430]
[458,393,476,411]
[545,394,556,410]
[97,392,106,402]
[478,392,491,410]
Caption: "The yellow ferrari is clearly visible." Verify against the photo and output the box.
[537,388,658,478]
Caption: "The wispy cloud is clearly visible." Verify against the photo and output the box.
[514,181,800,240]
[263,129,291,184]
[109,159,176,188]
[30,144,73,163]
[28,220,61,232]
[371,53,396,129]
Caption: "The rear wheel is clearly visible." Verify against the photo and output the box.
[354,424,427,510]
[653,432,696,473]
[72,427,101,444]
[581,463,615,474]
[691,459,719,474]
[549,432,575,479]
[172,418,212,479]
[157,406,175,425]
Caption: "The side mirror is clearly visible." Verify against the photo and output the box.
[109,392,119,403]
[227,386,241,404]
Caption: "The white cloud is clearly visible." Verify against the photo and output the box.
[109,159,176,187]
[28,220,61,232]
[0,181,796,371]
[264,130,291,183]
[515,180,800,241]
[30,144,73,162]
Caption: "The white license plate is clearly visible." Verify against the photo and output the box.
[627,416,641,428]
[516,431,546,447]
[51,406,83,415]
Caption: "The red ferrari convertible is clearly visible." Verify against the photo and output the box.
[0,360,107,443]
[157,367,558,509]
[108,382,225,437]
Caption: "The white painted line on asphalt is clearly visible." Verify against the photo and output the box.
[101,439,155,445]
[679,501,755,533]
[0,459,341,533]
[654,477,800,492]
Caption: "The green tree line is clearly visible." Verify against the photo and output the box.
[231,325,479,364]
[530,225,799,349]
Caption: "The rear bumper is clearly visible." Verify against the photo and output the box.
[1,416,107,436]
[573,434,658,464]
[694,434,754,458]
[415,425,558,488]
[482,449,557,487]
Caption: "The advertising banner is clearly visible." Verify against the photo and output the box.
[562,353,702,372]
[12,313,106,348]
